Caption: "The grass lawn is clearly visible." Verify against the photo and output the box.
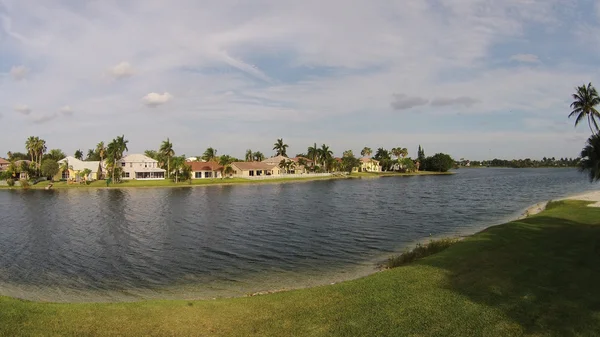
[1,200,599,336]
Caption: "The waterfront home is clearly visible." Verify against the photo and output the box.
[118,154,166,180]
[230,162,282,177]
[355,157,382,173]
[13,160,32,180]
[188,161,223,179]
[0,158,8,171]
[56,156,102,181]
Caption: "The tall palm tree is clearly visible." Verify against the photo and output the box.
[160,138,175,178]
[107,135,128,183]
[391,147,401,159]
[96,141,106,164]
[74,149,83,160]
[307,143,318,170]
[202,147,217,162]
[245,149,253,162]
[48,149,66,161]
[569,82,600,134]
[25,136,36,163]
[273,138,288,157]
[580,134,600,182]
[318,144,333,171]
[400,148,408,158]
[361,147,372,157]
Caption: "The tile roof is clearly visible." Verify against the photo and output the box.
[231,161,278,170]
[188,161,223,171]
[360,157,379,163]
[261,155,290,165]
[0,158,9,165]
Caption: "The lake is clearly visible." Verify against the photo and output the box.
[0,168,597,302]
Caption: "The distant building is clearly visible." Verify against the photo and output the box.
[118,154,166,180]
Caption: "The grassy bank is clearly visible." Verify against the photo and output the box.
[1,200,599,336]
[0,171,451,190]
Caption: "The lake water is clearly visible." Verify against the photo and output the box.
[0,168,597,302]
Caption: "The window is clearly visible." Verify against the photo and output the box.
[122,172,130,178]
[62,170,70,180]
[121,162,126,167]
[204,172,212,178]
[249,170,254,176]
[195,172,202,179]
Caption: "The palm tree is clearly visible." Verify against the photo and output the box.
[107,135,128,183]
[580,134,600,182]
[202,147,217,162]
[25,136,36,163]
[273,138,288,157]
[245,149,253,162]
[318,144,333,171]
[391,147,401,159]
[223,165,234,178]
[253,151,265,162]
[307,143,318,170]
[96,141,106,163]
[60,159,72,181]
[48,149,66,161]
[400,148,408,158]
[361,147,372,157]
[74,149,83,160]
[160,138,175,178]
[569,82,600,134]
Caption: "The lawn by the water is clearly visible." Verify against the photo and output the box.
[1,200,599,336]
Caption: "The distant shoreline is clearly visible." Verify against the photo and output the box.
[0,171,453,190]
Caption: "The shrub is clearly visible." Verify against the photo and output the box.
[387,238,460,269]
[422,153,454,172]
[20,179,30,189]
[6,178,15,187]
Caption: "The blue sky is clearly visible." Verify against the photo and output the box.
[0,0,598,160]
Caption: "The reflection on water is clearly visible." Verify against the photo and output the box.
[0,168,597,302]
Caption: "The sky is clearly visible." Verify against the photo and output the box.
[0,0,599,160]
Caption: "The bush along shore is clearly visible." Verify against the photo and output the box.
[1,197,600,336]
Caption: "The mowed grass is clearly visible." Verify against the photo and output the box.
[1,200,600,336]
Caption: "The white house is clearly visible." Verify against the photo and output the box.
[118,154,166,180]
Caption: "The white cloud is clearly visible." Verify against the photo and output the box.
[108,62,134,79]
[142,92,173,107]
[510,54,540,63]
[14,104,31,115]
[60,105,73,116]
[10,65,28,80]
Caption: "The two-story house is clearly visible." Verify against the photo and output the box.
[118,154,166,180]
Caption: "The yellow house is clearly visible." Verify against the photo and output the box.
[55,157,102,182]
[230,162,282,177]
[353,157,381,173]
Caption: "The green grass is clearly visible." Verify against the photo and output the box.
[1,200,600,336]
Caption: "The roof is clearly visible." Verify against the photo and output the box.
[14,160,32,165]
[0,158,9,165]
[188,161,223,171]
[231,161,278,171]
[290,156,313,163]
[58,156,101,172]
[261,155,290,165]
[120,154,158,163]
[360,157,379,163]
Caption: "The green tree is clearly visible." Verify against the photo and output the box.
[318,144,333,171]
[569,83,600,134]
[253,151,265,161]
[41,159,59,179]
[223,165,234,178]
[86,149,101,161]
[96,141,106,163]
[81,168,92,184]
[160,138,175,179]
[343,150,354,158]
[74,149,83,160]
[361,147,372,157]
[219,155,235,166]
[273,138,288,157]
[245,149,253,161]
[307,143,318,170]
[25,136,36,163]
[422,153,454,172]
[106,135,128,183]
[59,159,72,180]
[202,147,218,162]
[341,155,361,173]
[46,149,66,161]
[579,134,600,182]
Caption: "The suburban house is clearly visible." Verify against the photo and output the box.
[355,157,382,173]
[117,154,166,180]
[13,160,32,180]
[56,156,102,181]
[230,162,282,177]
[188,161,223,179]
[261,155,309,174]
[0,158,9,171]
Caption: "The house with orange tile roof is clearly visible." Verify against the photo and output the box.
[188,161,223,179]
